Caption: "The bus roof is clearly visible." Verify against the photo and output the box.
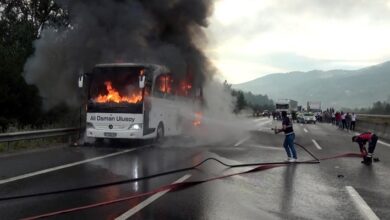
[94,63,169,72]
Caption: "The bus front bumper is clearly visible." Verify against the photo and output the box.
[86,128,155,139]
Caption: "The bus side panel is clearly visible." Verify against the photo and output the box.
[143,96,155,137]
[164,98,181,136]
[149,97,181,137]
[149,97,165,136]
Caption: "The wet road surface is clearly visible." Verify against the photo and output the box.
[0,117,390,219]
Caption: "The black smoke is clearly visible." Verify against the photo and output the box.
[23,0,215,108]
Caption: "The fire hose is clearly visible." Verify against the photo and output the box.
[0,143,362,219]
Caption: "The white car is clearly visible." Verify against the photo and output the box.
[298,113,316,124]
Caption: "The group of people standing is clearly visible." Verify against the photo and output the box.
[315,109,357,130]
[332,111,357,130]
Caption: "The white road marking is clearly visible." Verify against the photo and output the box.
[346,186,380,220]
[0,146,149,185]
[116,174,192,220]
[303,128,308,133]
[312,139,322,150]
[234,136,250,147]
[378,140,390,148]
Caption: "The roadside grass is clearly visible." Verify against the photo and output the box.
[0,135,78,153]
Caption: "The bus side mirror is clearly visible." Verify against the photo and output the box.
[139,75,145,89]
[78,74,84,88]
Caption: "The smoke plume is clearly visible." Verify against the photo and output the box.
[24,0,214,108]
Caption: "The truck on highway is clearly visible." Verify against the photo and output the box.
[307,101,322,112]
[78,63,202,141]
[275,99,298,119]
[275,99,298,113]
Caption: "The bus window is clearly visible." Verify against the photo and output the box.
[177,80,192,97]
[165,74,175,99]
[154,74,167,98]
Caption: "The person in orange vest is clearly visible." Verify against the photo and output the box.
[352,132,378,165]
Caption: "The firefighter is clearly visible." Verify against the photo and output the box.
[352,132,378,165]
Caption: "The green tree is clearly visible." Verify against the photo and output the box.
[368,101,390,115]
[0,0,69,131]
[234,91,247,113]
[1,0,69,34]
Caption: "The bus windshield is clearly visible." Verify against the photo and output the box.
[88,66,145,113]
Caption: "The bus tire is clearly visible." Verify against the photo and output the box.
[156,123,164,143]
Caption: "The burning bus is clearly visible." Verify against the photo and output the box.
[78,63,202,141]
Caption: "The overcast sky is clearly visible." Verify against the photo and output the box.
[206,0,390,84]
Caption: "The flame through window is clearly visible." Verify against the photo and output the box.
[89,66,145,104]
[95,81,142,103]
[154,74,194,97]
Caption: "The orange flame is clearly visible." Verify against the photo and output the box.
[193,112,202,127]
[95,81,142,104]
[158,75,173,94]
[178,81,192,96]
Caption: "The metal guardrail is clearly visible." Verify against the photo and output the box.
[0,127,80,143]
[357,114,390,118]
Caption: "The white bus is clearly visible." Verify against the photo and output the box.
[78,63,202,141]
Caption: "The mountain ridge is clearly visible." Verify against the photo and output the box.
[233,61,390,108]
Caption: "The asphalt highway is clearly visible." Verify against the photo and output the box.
[0,117,389,220]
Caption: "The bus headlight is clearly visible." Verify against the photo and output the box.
[129,123,143,130]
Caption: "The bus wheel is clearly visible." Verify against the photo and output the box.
[156,123,165,143]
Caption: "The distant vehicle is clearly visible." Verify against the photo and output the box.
[276,99,298,113]
[78,63,202,141]
[275,99,298,120]
[307,101,322,112]
[262,110,270,117]
[297,112,316,124]
[253,110,261,117]
[297,113,304,122]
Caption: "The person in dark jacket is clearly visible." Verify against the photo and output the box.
[352,132,378,165]
[275,111,297,162]
[341,111,347,129]
[345,113,352,130]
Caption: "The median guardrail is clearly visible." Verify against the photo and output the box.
[355,114,390,141]
[357,114,390,118]
[0,127,80,143]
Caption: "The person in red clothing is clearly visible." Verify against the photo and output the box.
[335,112,341,127]
[352,132,378,165]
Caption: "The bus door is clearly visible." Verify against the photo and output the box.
[143,74,155,136]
